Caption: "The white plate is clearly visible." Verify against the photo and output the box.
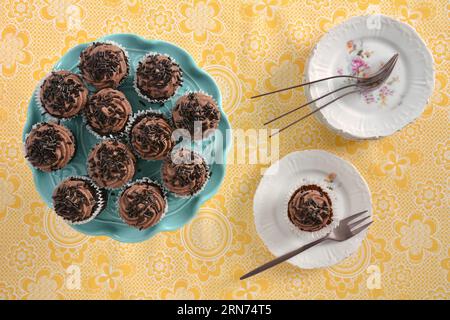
[253,150,372,269]
[305,15,434,140]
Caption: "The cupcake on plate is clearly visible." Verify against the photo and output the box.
[161,148,209,197]
[128,111,174,160]
[24,122,75,172]
[172,92,220,140]
[79,42,129,89]
[118,178,168,230]
[87,140,136,189]
[52,176,106,224]
[134,53,183,103]
[39,70,88,119]
[84,88,132,138]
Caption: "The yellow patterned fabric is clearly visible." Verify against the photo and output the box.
[0,0,448,300]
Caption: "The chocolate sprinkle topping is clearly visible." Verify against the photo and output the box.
[41,72,84,115]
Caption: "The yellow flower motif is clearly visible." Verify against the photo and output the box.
[349,0,379,10]
[429,34,449,64]
[61,30,94,55]
[433,140,450,170]
[230,173,256,204]
[292,123,322,149]
[371,142,420,188]
[241,0,289,28]
[414,180,444,209]
[6,0,35,22]
[389,264,412,289]
[200,43,237,72]
[32,56,60,81]
[318,8,348,32]
[399,122,422,144]
[160,279,201,300]
[24,201,48,240]
[0,282,16,300]
[284,22,313,51]
[179,0,223,43]
[146,251,173,280]
[429,287,449,300]
[129,291,154,300]
[7,240,35,271]
[103,16,130,34]
[17,100,28,124]
[88,254,133,296]
[237,74,258,114]
[0,25,32,77]
[241,31,268,60]
[396,2,436,27]
[185,253,224,282]
[103,0,142,15]
[224,267,269,299]
[227,216,252,257]
[264,52,304,101]
[432,72,449,107]
[394,212,439,263]
[21,268,64,300]
[305,0,329,10]
[373,189,398,220]
[0,165,22,220]
[334,135,368,154]
[285,270,311,297]
[48,242,88,268]
[40,0,85,32]
[323,271,363,299]
[147,6,175,35]
[441,249,450,282]
[0,138,24,167]
[367,233,391,269]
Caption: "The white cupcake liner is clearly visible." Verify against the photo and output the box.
[160,147,210,199]
[125,109,175,159]
[133,52,183,104]
[53,175,107,225]
[35,71,87,121]
[116,177,168,229]
[86,139,136,190]
[283,177,339,240]
[78,40,130,90]
[24,121,76,172]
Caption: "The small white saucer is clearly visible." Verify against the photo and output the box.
[253,150,372,269]
[305,15,434,139]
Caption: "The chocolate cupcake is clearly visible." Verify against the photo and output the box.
[87,140,136,189]
[172,92,220,140]
[161,148,209,197]
[135,53,183,103]
[128,111,174,160]
[118,178,167,230]
[52,176,106,224]
[287,184,333,232]
[84,88,132,138]
[39,71,88,119]
[24,122,75,172]
[79,42,129,89]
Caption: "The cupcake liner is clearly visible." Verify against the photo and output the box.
[53,175,107,225]
[35,71,87,121]
[125,109,175,159]
[133,52,184,104]
[116,177,169,229]
[86,139,136,190]
[161,147,211,199]
[283,177,339,240]
[24,121,77,173]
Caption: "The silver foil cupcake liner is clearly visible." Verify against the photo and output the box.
[116,177,169,229]
[160,146,211,199]
[133,52,183,104]
[53,175,107,225]
[283,177,339,240]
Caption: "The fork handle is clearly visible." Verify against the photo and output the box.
[240,236,329,280]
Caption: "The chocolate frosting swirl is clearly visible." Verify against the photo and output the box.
[40,71,88,118]
[87,140,136,189]
[119,181,166,230]
[162,148,209,197]
[79,42,129,89]
[172,92,220,139]
[288,185,333,232]
[25,122,75,172]
[85,88,131,136]
[130,113,174,160]
[136,54,182,101]
[52,178,100,223]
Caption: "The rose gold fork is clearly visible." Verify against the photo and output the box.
[240,210,372,280]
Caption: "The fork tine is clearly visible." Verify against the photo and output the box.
[351,221,373,236]
[339,210,368,224]
[359,53,398,83]
[348,215,371,229]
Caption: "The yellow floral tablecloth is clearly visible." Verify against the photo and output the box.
[0,0,448,300]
